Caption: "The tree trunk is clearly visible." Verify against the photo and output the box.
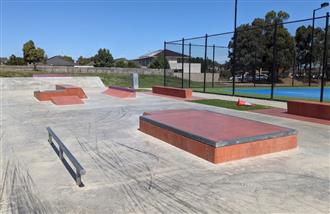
[33,63,37,71]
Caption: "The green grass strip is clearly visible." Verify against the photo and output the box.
[190,99,272,111]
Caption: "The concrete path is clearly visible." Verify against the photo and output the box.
[0,83,329,213]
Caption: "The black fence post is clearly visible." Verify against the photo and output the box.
[253,50,257,87]
[188,43,191,88]
[212,45,215,88]
[320,12,329,102]
[271,21,278,100]
[309,11,316,87]
[163,41,167,86]
[181,38,185,88]
[292,45,296,87]
[203,34,208,93]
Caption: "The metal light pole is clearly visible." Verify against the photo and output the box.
[181,38,185,88]
[163,41,166,86]
[212,45,215,88]
[271,21,278,100]
[309,2,329,87]
[188,43,191,88]
[232,0,238,95]
[203,34,208,93]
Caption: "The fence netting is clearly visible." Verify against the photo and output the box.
[164,14,329,102]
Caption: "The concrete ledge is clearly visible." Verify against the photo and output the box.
[152,86,192,98]
[287,100,330,120]
[139,109,297,164]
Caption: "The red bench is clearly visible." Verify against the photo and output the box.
[287,100,330,120]
[152,86,192,98]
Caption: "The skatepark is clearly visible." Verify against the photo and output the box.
[1,76,329,213]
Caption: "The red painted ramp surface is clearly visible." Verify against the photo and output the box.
[34,84,87,105]
[139,109,297,164]
[56,84,87,99]
[103,87,136,98]
[51,96,84,105]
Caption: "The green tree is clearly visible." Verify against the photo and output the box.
[228,24,262,78]
[62,55,74,63]
[23,40,45,70]
[114,60,127,68]
[148,54,169,69]
[228,10,294,81]
[5,54,26,65]
[93,48,114,67]
[261,10,294,73]
[127,61,140,68]
[77,56,94,65]
[295,26,324,76]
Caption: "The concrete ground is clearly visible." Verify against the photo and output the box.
[0,77,329,213]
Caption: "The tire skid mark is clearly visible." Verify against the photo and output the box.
[0,160,10,211]
[70,125,159,212]
[70,124,219,213]
[1,160,55,214]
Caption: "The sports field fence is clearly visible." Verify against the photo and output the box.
[163,13,329,102]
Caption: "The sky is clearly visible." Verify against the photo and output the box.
[0,0,329,60]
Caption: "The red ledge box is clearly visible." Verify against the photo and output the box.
[34,84,87,101]
[103,86,136,98]
[139,109,297,164]
[152,86,192,98]
[287,100,330,120]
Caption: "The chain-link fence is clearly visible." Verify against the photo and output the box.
[163,13,329,102]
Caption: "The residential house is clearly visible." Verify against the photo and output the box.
[46,56,74,66]
[133,49,201,73]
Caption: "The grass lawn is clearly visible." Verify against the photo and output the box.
[190,99,273,111]
[0,70,48,77]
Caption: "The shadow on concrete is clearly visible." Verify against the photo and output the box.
[49,142,85,187]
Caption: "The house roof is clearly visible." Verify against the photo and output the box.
[46,56,74,66]
[0,57,8,62]
[138,49,187,60]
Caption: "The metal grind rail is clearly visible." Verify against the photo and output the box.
[47,127,86,187]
